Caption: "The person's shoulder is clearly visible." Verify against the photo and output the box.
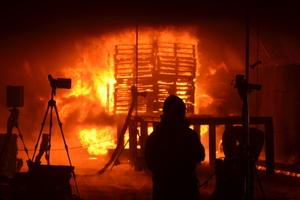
[187,127,197,133]
[186,127,200,137]
[147,125,161,139]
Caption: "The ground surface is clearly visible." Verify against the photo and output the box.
[71,162,300,200]
[0,161,299,199]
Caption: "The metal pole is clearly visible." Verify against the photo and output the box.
[133,17,139,165]
[135,21,139,116]
[245,0,254,199]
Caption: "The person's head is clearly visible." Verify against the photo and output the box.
[162,95,186,122]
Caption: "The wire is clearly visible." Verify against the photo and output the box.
[19,142,108,152]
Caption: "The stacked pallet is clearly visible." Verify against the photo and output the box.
[114,42,196,115]
[114,45,135,114]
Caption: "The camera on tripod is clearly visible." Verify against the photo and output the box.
[48,74,71,89]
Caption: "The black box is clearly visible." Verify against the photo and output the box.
[6,86,24,107]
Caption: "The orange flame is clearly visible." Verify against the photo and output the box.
[55,26,210,156]
[77,127,116,155]
[200,125,209,136]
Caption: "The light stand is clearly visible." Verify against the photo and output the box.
[235,74,262,200]
[242,0,265,198]
[245,4,252,198]
[205,2,265,199]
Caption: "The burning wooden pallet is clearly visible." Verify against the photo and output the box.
[114,42,196,115]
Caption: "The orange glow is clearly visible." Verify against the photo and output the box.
[124,133,129,149]
[209,68,217,75]
[256,166,300,178]
[67,79,92,98]
[198,94,213,108]
[200,125,209,136]
[148,126,154,134]
[77,128,116,155]
[52,26,216,156]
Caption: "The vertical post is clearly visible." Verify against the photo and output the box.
[194,125,201,140]
[129,119,137,163]
[140,121,148,169]
[140,121,148,154]
[265,120,275,177]
[209,124,216,166]
[135,19,139,109]
[132,14,139,169]
[245,0,254,199]
[117,116,125,149]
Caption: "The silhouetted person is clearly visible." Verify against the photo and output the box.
[145,95,205,200]
[222,126,264,162]
[210,126,265,200]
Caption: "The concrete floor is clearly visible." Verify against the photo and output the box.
[71,162,300,200]
[0,161,299,199]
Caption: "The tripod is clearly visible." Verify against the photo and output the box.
[0,107,29,175]
[30,75,81,198]
[31,84,72,166]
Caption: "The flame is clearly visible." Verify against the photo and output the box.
[52,26,212,156]
[200,125,209,136]
[198,94,213,108]
[77,128,116,155]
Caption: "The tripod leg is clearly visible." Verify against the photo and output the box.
[53,103,81,198]
[32,104,50,161]
[16,126,30,160]
[45,100,55,165]
[53,104,72,166]
[34,134,48,163]
[254,165,267,200]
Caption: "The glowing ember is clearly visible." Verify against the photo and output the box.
[256,166,300,178]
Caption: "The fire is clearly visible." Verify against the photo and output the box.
[52,26,218,157]
[201,125,209,136]
[189,125,208,137]
[77,128,116,155]
[198,94,213,108]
